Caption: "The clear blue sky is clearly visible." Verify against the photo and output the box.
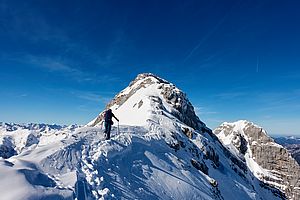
[0,0,299,135]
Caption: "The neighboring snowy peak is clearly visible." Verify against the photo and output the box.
[214,120,300,200]
[89,73,205,130]
[214,120,273,149]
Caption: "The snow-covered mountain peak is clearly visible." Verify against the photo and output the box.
[221,120,259,131]
[0,74,298,200]
[89,73,204,130]
[1,74,294,200]
[216,120,274,145]
[129,73,170,86]
[214,120,300,199]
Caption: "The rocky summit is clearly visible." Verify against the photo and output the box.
[214,120,300,200]
[89,73,205,131]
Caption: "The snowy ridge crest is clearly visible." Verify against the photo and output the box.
[0,74,290,200]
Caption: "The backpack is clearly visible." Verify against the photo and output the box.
[104,110,113,122]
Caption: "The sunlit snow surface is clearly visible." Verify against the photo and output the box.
[0,120,281,200]
[0,74,283,200]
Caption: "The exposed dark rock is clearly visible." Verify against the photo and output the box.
[191,159,209,175]
[181,127,193,139]
[204,145,220,168]
[0,137,17,159]
[138,100,143,109]
[25,133,39,147]
[159,82,205,131]
[169,142,180,151]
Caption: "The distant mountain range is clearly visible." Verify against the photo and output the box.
[273,136,300,165]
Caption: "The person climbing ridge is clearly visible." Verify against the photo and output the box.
[104,109,119,140]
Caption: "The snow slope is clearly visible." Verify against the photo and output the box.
[0,73,285,200]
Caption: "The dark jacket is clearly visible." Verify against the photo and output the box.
[104,109,118,123]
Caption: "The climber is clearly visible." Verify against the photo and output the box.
[104,109,119,140]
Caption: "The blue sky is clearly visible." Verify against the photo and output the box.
[0,0,299,135]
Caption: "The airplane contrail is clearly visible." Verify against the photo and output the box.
[183,1,243,63]
[256,56,259,73]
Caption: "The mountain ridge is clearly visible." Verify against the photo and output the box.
[214,120,300,200]
[0,73,295,199]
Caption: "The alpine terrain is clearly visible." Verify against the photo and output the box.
[0,73,298,200]
[274,136,300,165]
[214,121,300,200]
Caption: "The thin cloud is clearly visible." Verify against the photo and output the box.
[1,53,121,83]
[202,118,227,130]
[194,106,218,116]
[0,91,28,99]
[258,90,300,103]
[257,91,300,112]
[0,2,131,75]
[19,94,28,98]
[261,118,300,136]
[70,90,114,105]
[205,118,226,123]
[0,1,68,44]
[183,17,226,63]
[77,105,92,112]
[19,54,94,82]
[183,1,242,63]
[214,92,247,100]
[27,55,76,72]
[281,73,300,80]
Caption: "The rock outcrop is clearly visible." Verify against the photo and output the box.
[0,136,17,158]
[214,120,300,200]
[274,137,300,165]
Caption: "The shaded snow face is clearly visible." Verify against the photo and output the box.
[89,73,205,131]
[0,136,17,158]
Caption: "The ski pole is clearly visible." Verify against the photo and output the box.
[100,120,104,131]
[118,121,120,135]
